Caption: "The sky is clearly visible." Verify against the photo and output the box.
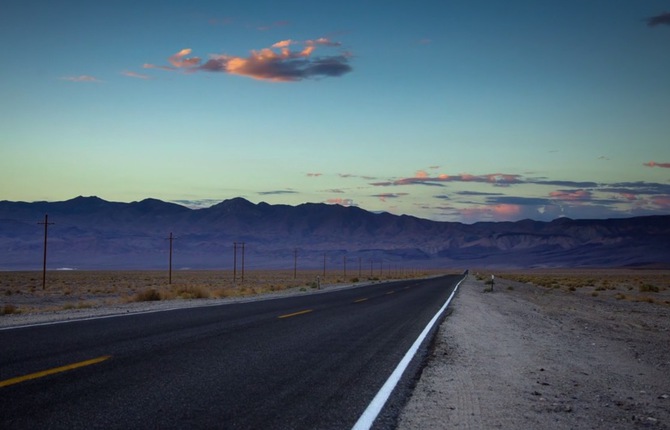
[1,1,669,223]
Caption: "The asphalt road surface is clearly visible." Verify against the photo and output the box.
[1,275,462,429]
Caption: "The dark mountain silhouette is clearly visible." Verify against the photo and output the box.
[0,196,668,270]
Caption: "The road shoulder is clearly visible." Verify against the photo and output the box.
[398,276,670,429]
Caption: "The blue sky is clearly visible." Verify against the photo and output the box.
[1,0,669,222]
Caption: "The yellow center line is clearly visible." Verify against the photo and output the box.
[354,298,368,303]
[0,355,111,388]
[278,309,313,319]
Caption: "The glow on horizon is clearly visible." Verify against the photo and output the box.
[1,1,669,223]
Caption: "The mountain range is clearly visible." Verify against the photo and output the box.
[1,196,669,270]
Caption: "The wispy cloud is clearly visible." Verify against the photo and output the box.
[371,172,523,187]
[257,20,290,31]
[455,191,505,197]
[647,12,670,27]
[258,190,298,195]
[373,193,408,202]
[60,75,101,83]
[603,182,670,195]
[143,39,352,82]
[549,190,593,202]
[533,180,599,188]
[644,161,670,168]
[122,70,152,80]
[306,172,323,177]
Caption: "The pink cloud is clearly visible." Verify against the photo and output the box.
[143,63,174,71]
[168,48,201,68]
[142,40,351,82]
[460,204,523,222]
[326,198,355,206]
[644,161,670,168]
[651,196,670,209]
[200,39,351,82]
[122,70,152,79]
[60,75,101,82]
[306,37,342,47]
[549,190,592,201]
[272,40,295,49]
[306,172,322,177]
[619,193,637,201]
[485,173,521,184]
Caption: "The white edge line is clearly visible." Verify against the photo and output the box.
[351,276,465,430]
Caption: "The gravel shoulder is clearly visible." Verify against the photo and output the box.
[398,276,670,429]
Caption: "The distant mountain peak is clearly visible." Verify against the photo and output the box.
[211,197,258,211]
[67,195,105,203]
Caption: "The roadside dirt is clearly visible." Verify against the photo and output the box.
[398,275,670,429]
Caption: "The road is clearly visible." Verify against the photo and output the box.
[1,275,462,429]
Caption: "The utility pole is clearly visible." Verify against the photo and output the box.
[241,242,245,282]
[323,253,326,278]
[166,232,175,284]
[38,214,54,290]
[293,248,298,279]
[343,255,347,279]
[233,242,238,283]
[358,257,362,279]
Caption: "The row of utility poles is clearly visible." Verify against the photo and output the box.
[292,249,408,280]
[36,214,413,289]
[36,215,248,288]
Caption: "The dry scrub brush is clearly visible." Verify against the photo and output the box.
[498,269,670,306]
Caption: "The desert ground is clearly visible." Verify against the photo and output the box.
[2,268,669,429]
[0,268,439,317]
[399,269,670,429]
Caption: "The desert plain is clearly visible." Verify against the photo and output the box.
[0,268,439,316]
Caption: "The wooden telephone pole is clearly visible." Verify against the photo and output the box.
[38,214,54,290]
[166,232,175,284]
